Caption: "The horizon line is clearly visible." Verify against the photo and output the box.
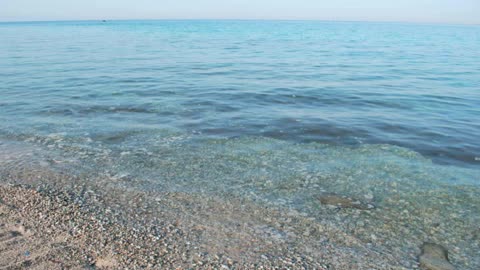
[0,18,479,27]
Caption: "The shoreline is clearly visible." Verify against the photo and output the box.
[0,139,478,269]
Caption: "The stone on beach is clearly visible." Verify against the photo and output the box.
[317,193,375,210]
[419,243,455,270]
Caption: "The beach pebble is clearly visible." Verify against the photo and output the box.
[317,193,374,210]
[419,243,455,270]
[364,192,374,201]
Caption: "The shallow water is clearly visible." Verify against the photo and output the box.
[1,20,480,268]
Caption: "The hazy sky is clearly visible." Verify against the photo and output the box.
[1,0,479,24]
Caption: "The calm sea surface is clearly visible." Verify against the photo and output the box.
[1,20,480,192]
[1,21,479,167]
[1,20,479,193]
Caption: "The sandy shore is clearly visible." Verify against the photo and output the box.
[0,183,412,269]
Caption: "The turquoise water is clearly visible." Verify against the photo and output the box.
[1,20,480,268]
[1,19,479,206]
[1,20,479,167]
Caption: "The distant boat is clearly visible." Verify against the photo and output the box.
[102,20,107,23]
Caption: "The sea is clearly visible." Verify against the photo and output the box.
[0,20,479,268]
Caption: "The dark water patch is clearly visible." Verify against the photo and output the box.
[39,104,159,116]
[92,131,139,144]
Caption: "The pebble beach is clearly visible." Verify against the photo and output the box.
[0,148,478,269]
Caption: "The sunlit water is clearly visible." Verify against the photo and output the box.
[0,20,480,267]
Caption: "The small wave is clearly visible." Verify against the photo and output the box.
[40,104,158,116]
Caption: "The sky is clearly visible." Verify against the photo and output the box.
[0,0,479,24]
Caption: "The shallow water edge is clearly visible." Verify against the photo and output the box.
[0,137,479,269]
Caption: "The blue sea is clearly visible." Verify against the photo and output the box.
[0,20,479,268]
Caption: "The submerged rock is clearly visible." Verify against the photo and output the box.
[419,243,455,270]
[317,193,374,210]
